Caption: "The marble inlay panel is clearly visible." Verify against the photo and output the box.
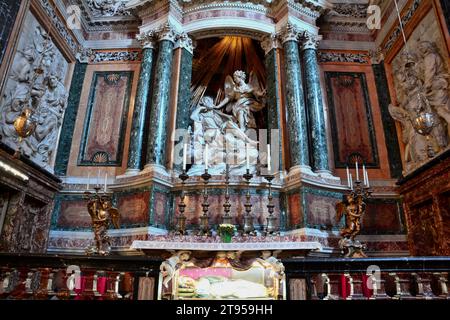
[78,71,133,166]
[325,72,379,167]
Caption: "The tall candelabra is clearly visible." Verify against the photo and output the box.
[243,168,256,235]
[222,164,233,225]
[337,163,372,258]
[176,170,189,235]
[198,169,211,236]
[84,187,120,256]
[263,174,278,235]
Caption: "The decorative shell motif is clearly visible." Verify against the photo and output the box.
[105,73,121,85]
[92,152,110,164]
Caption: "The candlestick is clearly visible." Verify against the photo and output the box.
[243,168,255,235]
[183,143,187,171]
[198,168,211,236]
[267,144,271,173]
[87,172,90,190]
[263,174,278,235]
[176,170,189,235]
[355,161,359,181]
[346,166,350,188]
[350,173,353,190]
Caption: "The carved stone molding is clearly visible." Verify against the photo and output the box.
[260,33,281,55]
[317,51,370,64]
[89,50,141,63]
[39,0,78,54]
[85,0,133,17]
[175,32,195,54]
[301,32,321,50]
[279,23,304,44]
[76,45,94,63]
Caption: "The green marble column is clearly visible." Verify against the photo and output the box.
[145,28,176,168]
[281,27,310,169]
[174,34,194,171]
[126,35,155,173]
[261,34,283,171]
[301,34,330,172]
[55,62,87,176]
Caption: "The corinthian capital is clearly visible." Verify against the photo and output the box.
[279,23,303,44]
[176,32,195,54]
[156,23,177,43]
[301,32,322,51]
[260,33,281,55]
[136,31,156,49]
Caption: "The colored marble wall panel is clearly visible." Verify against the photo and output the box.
[288,193,303,228]
[325,72,379,167]
[362,201,403,234]
[56,200,91,229]
[305,193,339,228]
[0,0,21,65]
[117,192,150,226]
[78,71,133,166]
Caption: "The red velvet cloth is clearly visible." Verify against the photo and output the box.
[339,274,350,299]
[73,276,107,300]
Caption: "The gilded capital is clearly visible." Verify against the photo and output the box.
[301,32,321,51]
[176,32,195,54]
[260,33,281,55]
[136,31,156,49]
[279,23,303,44]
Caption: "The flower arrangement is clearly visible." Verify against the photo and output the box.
[217,224,236,243]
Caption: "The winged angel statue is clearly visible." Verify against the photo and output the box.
[188,70,266,175]
[86,196,120,256]
[336,194,367,257]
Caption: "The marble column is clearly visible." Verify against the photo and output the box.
[55,61,88,176]
[145,25,176,170]
[0,0,21,65]
[261,34,283,172]
[173,33,194,171]
[301,33,330,173]
[126,33,156,174]
[281,24,310,171]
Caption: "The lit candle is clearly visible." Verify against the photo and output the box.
[87,172,90,190]
[346,166,350,188]
[183,143,187,171]
[363,164,367,186]
[267,144,271,173]
[366,168,370,188]
[97,169,101,188]
[104,173,108,192]
[355,161,359,181]
[349,173,353,190]
[246,143,249,170]
[204,144,209,169]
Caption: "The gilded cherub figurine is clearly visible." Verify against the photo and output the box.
[336,194,367,257]
[86,195,120,256]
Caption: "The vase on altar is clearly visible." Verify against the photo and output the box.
[217,224,235,243]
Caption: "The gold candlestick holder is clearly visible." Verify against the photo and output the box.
[243,168,256,235]
[263,174,278,236]
[198,169,211,236]
[175,170,189,235]
[84,186,120,256]
[336,179,372,258]
[222,164,233,225]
